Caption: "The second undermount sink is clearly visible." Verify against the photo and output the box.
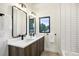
[24,36,36,42]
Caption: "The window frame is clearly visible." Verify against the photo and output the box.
[39,16,50,33]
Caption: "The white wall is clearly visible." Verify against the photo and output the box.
[57,3,79,56]
[30,3,61,52]
[32,3,79,55]
[59,4,71,55]
[0,3,12,56]
[0,3,33,56]
[30,3,79,55]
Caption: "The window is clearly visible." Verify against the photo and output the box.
[39,16,50,33]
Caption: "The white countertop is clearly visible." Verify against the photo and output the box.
[8,35,44,48]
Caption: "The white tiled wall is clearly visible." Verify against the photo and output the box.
[58,3,79,56]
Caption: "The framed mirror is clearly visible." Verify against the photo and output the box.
[29,15,36,36]
[12,6,27,38]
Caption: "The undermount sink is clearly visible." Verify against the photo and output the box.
[24,39,33,42]
[24,36,36,42]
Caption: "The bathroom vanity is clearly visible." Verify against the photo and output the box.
[8,35,44,56]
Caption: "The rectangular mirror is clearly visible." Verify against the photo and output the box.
[12,6,27,38]
[29,15,36,36]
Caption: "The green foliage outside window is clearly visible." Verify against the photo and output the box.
[39,16,50,33]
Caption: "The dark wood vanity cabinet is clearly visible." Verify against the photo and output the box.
[8,37,44,56]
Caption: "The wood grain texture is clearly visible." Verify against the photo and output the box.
[8,36,44,56]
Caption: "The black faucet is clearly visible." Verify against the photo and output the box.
[19,35,24,40]
[21,35,24,40]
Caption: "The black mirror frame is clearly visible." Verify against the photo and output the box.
[12,6,27,38]
[29,16,36,35]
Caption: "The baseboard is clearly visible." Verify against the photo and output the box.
[44,48,65,56]
[44,50,60,56]
[59,49,66,56]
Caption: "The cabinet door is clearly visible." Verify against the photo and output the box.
[24,41,38,56]
[8,45,17,56]
[41,37,44,52]
[36,40,40,56]
[31,42,37,56]
[24,45,32,56]
[39,37,44,55]
[8,45,25,56]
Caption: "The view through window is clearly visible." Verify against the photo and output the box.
[39,16,50,33]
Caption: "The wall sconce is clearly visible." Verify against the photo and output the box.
[19,3,26,8]
[31,12,36,16]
